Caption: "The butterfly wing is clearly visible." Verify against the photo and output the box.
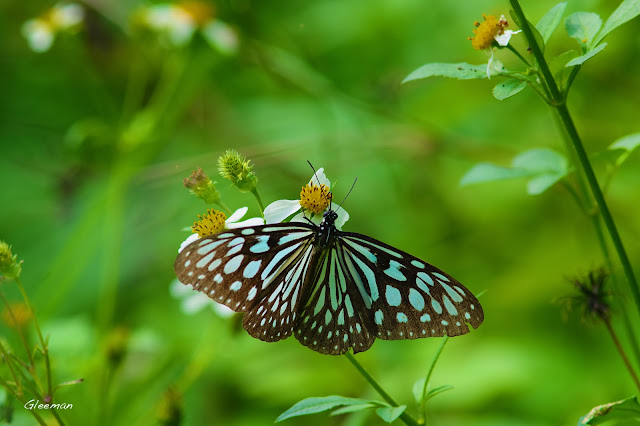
[339,232,484,341]
[174,223,316,342]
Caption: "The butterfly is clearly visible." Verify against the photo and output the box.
[174,199,484,355]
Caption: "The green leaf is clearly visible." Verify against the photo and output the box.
[376,406,407,423]
[412,378,426,403]
[460,163,533,187]
[579,396,640,424]
[276,396,377,422]
[566,43,607,67]
[425,385,455,402]
[537,2,568,43]
[565,12,602,51]
[609,132,640,166]
[526,173,565,195]
[511,148,568,174]
[493,79,527,100]
[510,11,546,52]
[403,63,488,83]
[595,0,640,46]
[330,404,377,416]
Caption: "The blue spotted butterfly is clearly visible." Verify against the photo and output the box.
[174,203,484,355]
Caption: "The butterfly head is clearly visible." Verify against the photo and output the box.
[322,208,338,224]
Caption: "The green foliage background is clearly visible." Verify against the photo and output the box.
[1,0,640,424]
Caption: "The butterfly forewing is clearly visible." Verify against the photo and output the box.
[174,224,316,342]
[339,233,484,341]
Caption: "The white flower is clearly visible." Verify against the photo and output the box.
[263,168,350,229]
[136,2,239,52]
[495,30,521,47]
[170,279,234,317]
[21,3,84,53]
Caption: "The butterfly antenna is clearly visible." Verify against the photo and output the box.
[306,160,323,187]
[335,177,357,213]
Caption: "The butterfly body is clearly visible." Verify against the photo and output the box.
[175,208,483,355]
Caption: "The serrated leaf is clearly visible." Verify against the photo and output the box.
[376,406,407,423]
[566,43,607,67]
[526,173,565,195]
[330,404,377,416]
[579,396,640,424]
[537,2,568,42]
[425,385,455,402]
[511,148,568,173]
[565,12,602,51]
[276,396,376,422]
[595,0,640,46]
[493,79,527,100]
[460,163,533,187]
[403,63,488,83]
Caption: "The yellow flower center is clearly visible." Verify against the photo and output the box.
[468,14,506,50]
[178,2,214,26]
[299,184,331,214]
[192,209,227,237]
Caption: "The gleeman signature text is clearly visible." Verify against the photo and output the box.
[25,399,73,410]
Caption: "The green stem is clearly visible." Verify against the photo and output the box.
[0,376,48,426]
[505,44,531,67]
[510,0,640,322]
[603,318,640,392]
[15,278,52,400]
[345,353,419,426]
[0,341,22,397]
[251,188,265,216]
[0,292,33,366]
[420,337,449,424]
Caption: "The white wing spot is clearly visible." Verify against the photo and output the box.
[384,260,407,281]
[224,255,244,274]
[250,236,270,253]
[411,260,425,269]
[214,274,223,284]
[196,252,216,268]
[197,274,206,280]
[441,320,448,326]
[327,331,332,338]
[470,304,475,310]
[184,260,191,267]
[434,273,450,282]
[464,312,471,320]
[431,298,443,314]
[243,260,262,279]
[409,288,425,311]
[241,228,255,235]
[417,272,434,286]
[217,233,234,239]
[397,312,408,323]
[208,259,222,271]
[385,285,402,306]
[230,281,242,291]
[374,310,384,325]
[420,313,431,322]
[325,310,332,325]
[247,287,258,301]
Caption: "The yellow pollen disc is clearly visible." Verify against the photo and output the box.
[299,184,330,214]
[192,209,227,237]
[469,14,501,50]
[178,1,215,25]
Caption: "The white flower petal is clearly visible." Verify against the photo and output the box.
[202,20,238,55]
[264,199,301,224]
[495,30,521,47]
[227,217,264,228]
[226,206,248,224]
[308,167,330,187]
[181,293,212,314]
[52,4,84,28]
[291,211,321,225]
[22,20,54,53]
[170,279,192,296]
[178,233,199,253]
[212,303,235,318]
[334,208,350,230]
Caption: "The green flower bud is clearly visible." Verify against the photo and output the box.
[0,242,22,281]
[217,149,258,193]
[183,168,221,204]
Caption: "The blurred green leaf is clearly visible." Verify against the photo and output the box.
[512,148,568,173]
[403,63,488,83]
[594,0,640,46]
[493,79,527,100]
[609,132,640,166]
[462,149,568,195]
[425,385,455,402]
[460,163,533,186]
[537,2,568,43]
[565,12,602,51]
[579,396,640,424]
[566,43,607,67]
[412,377,426,403]
[330,403,376,416]
[375,406,406,423]
[276,396,379,422]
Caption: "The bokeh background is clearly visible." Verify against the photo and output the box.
[2,0,640,424]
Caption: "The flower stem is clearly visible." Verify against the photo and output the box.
[251,188,265,216]
[0,292,33,367]
[0,376,47,426]
[0,340,22,397]
[345,352,419,426]
[15,277,53,400]
[420,337,449,424]
[603,318,640,392]
[509,0,640,322]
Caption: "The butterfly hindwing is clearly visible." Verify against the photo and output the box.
[174,223,316,341]
[339,233,484,341]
